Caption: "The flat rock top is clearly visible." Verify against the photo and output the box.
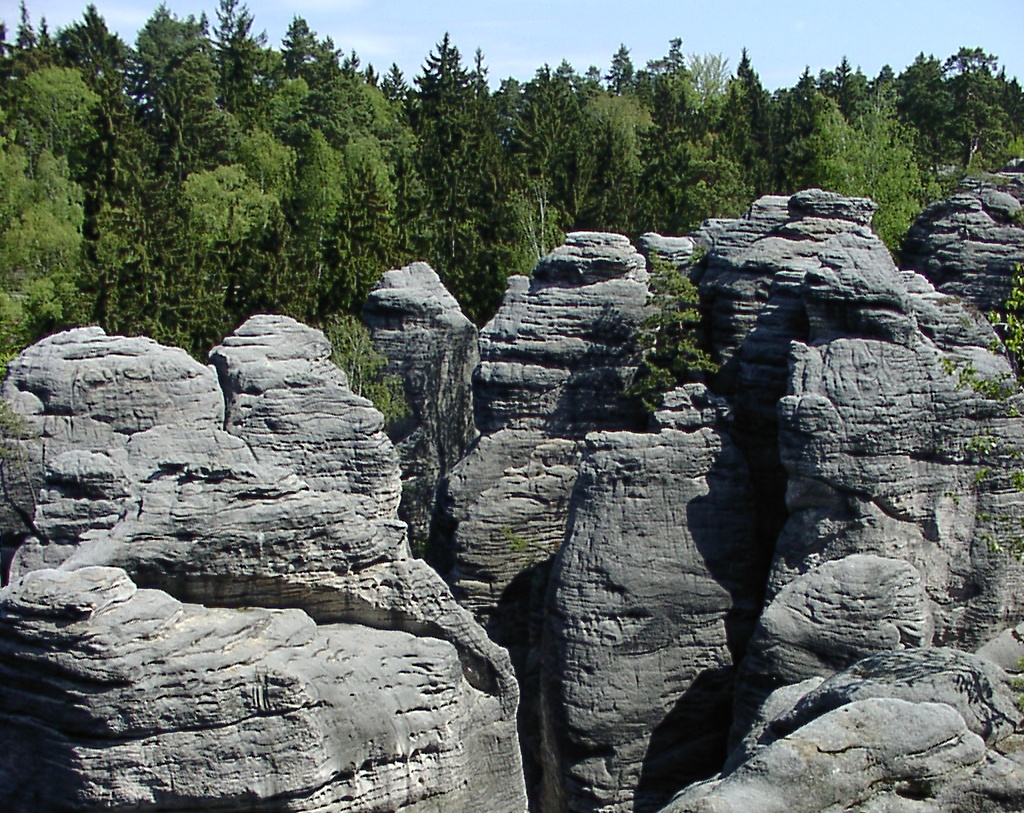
[2,327,222,433]
[211,313,334,366]
[533,231,648,285]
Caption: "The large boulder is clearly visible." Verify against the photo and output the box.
[0,317,527,813]
[540,385,760,813]
[731,554,933,738]
[363,262,479,551]
[902,174,1024,313]
[666,649,1024,813]
[0,566,524,813]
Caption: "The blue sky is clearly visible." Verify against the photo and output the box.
[5,0,1024,90]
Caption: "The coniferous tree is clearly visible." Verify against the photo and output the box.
[214,0,271,127]
[721,49,774,196]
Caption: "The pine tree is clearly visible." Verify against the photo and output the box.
[214,0,271,127]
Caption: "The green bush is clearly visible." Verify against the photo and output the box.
[628,254,718,412]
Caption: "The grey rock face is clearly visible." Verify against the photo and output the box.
[434,232,652,806]
[437,232,652,627]
[732,555,933,738]
[773,648,1020,748]
[210,314,402,520]
[473,232,649,438]
[364,262,479,551]
[662,698,1023,813]
[1,327,224,573]
[693,190,866,550]
[541,385,759,813]
[0,317,527,813]
[774,281,1024,649]
[674,649,1024,813]
[438,429,582,620]
[0,566,524,813]
[638,233,697,268]
[688,189,1024,794]
[902,175,1024,314]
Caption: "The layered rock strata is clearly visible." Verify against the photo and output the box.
[902,174,1024,313]
[541,385,760,813]
[664,649,1024,813]
[687,191,1024,739]
[0,316,526,813]
[434,232,652,806]
[0,566,520,813]
[364,262,479,551]
[436,232,651,625]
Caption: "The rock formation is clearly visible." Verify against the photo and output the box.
[902,173,1024,313]
[5,187,1024,813]
[436,232,650,620]
[433,231,652,805]
[0,316,527,813]
[677,190,1024,747]
[541,385,760,813]
[364,262,479,551]
[665,649,1024,813]
[1,565,521,813]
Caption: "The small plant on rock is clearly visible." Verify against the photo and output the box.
[628,254,718,412]
[324,314,410,426]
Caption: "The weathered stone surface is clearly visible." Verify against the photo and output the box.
[0,318,527,813]
[775,291,1024,649]
[772,649,1020,748]
[1,327,225,573]
[662,697,1024,813]
[437,233,651,622]
[48,425,406,588]
[638,233,696,268]
[364,262,479,551]
[692,190,870,551]
[691,190,1024,783]
[433,232,652,807]
[210,314,402,520]
[437,429,582,621]
[732,554,933,743]
[541,385,760,813]
[697,649,1024,813]
[473,232,649,438]
[902,174,1024,313]
[3,326,223,438]
[0,566,524,813]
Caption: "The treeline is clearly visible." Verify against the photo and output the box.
[1,1,1023,359]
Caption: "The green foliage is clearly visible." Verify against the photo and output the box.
[992,266,1024,368]
[943,264,1024,559]
[323,314,409,425]
[629,255,717,412]
[1,8,1022,363]
[500,524,531,554]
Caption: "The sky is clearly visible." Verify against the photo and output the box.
[4,0,1024,91]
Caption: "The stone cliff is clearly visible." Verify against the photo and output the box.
[4,185,1024,813]
[364,262,479,552]
[0,316,527,813]
[430,232,651,805]
[427,193,1024,812]
[902,170,1024,313]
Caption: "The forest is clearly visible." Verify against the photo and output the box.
[1,0,1022,361]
